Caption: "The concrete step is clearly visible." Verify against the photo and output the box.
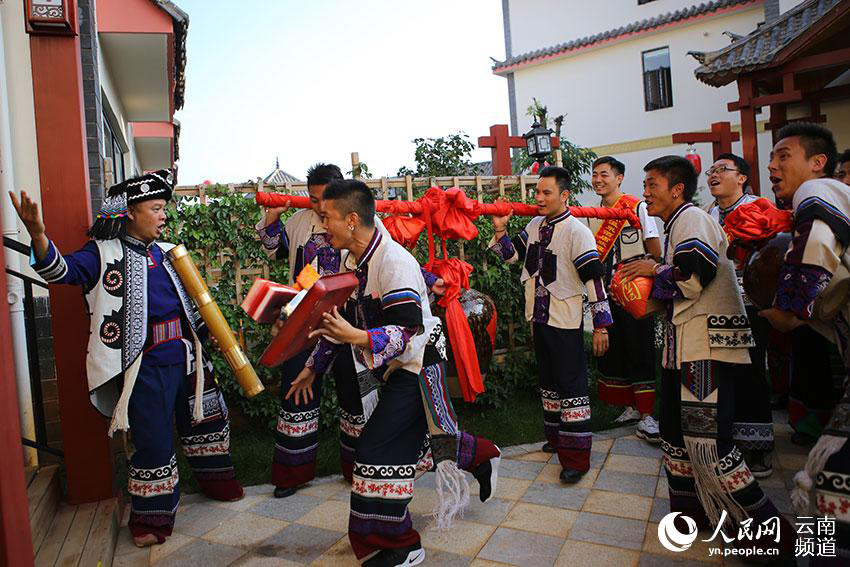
[27,465,60,552]
[34,497,122,567]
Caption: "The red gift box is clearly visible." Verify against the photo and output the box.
[259,272,359,367]
[240,278,300,324]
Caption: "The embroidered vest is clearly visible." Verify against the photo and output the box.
[85,239,202,417]
[354,237,445,375]
[520,215,589,301]
[665,206,747,326]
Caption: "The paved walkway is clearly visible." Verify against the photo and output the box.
[113,413,808,567]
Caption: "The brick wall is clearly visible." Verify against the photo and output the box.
[78,0,105,218]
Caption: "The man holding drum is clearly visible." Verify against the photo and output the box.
[620,156,793,556]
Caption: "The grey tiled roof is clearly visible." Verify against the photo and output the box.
[692,0,845,86]
[492,0,755,73]
[263,167,303,186]
[464,161,493,176]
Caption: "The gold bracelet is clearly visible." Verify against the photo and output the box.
[593,328,608,334]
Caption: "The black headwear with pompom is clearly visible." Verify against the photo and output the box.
[87,169,174,240]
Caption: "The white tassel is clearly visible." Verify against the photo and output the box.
[684,437,747,527]
[361,388,379,422]
[192,334,205,424]
[431,460,470,531]
[108,354,144,437]
[791,434,848,515]
[791,470,813,514]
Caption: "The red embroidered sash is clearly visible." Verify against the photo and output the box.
[594,194,639,261]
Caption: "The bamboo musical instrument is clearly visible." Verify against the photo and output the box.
[167,244,264,397]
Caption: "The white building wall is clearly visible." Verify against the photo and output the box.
[510,7,765,146]
[1,0,43,216]
[506,0,747,57]
[572,130,775,208]
[504,3,781,204]
[1,0,47,290]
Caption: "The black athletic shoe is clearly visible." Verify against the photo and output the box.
[273,486,297,498]
[542,442,557,454]
[472,448,501,503]
[362,543,425,567]
[560,468,584,484]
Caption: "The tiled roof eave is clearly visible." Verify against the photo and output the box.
[693,0,846,88]
[491,0,760,75]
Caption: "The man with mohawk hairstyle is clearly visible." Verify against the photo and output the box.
[9,169,243,548]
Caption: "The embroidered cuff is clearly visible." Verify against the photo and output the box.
[31,238,68,282]
[590,300,613,328]
[490,233,515,261]
[305,337,339,374]
[367,325,414,368]
[774,263,832,320]
[650,265,684,300]
[255,219,282,250]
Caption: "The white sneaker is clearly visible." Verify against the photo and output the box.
[636,415,661,444]
[614,407,641,423]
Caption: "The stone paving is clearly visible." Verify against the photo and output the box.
[113,412,809,567]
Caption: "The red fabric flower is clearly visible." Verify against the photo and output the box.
[723,198,793,243]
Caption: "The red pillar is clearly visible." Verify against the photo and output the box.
[28,6,114,503]
[737,78,761,195]
[0,244,35,566]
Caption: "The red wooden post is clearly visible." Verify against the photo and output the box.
[478,124,560,176]
[737,78,761,195]
[671,121,740,162]
[477,125,527,176]
[28,0,115,503]
[0,243,35,566]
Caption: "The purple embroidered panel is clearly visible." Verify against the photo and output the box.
[367,325,415,368]
[457,431,476,471]
[651,265,685,300]
[774,263,832,320]
[257,220,282,250]
[303,233,341,275]
[590,300,613,328]
[491,233,516,261]
[305,337,339,374]
[532,279,550,325]
[421,268,438,288]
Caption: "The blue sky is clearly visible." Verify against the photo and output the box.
[174,0,509,184]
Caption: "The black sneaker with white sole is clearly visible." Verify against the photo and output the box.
[362,543,425,567]
[472,447,501,503]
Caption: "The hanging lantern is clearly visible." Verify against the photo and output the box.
[685,144,702,175]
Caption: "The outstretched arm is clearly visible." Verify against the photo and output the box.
[9,190,100,287]
[8,191,48,261]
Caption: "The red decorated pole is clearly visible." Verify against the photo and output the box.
[255,193,641,228]
[255,187,641,403]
